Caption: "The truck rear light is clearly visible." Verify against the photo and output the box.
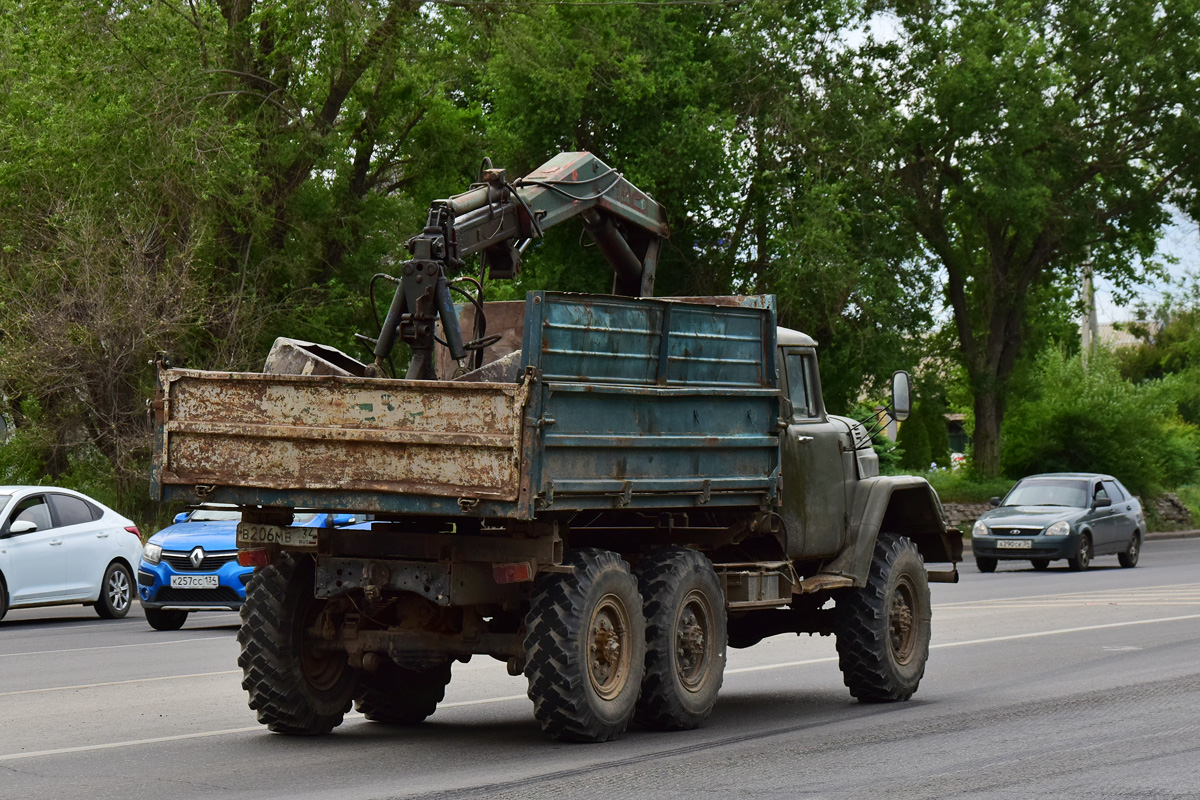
[238,548,270,567]
[124,525,141,538]
[493,561,532,584]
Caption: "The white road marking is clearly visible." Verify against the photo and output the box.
[935,583,1200,608]
[5,611,1197,762]
[930,613,1200,648]
[440,694,527,708]
[0,727,263,762]
[0,670,240,697]
[0,636,229,659]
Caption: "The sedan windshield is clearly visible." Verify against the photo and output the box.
[1003,479,1088,508]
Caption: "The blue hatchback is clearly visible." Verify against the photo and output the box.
[137,506,357,630]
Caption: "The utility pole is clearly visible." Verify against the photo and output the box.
[1081,252,1099,366]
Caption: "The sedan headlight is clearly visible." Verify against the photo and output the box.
[143,542,162,564]
[972,520,989,538]
[1045,521,1070,537]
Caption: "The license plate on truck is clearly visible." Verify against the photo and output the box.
[170,575,219,589]
[236,522,319,549]
[997,539,1032,549]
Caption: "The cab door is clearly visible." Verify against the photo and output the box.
[779,348,847,559]
[1,494,69,604]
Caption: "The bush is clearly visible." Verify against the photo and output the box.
[924,470,1016,504]
[1000,348,1200,497]
[897,409,931,470]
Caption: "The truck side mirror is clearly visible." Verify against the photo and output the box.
[891,370,912,421]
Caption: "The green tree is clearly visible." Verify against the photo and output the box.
[1117,286,1200,426]
[0,1,483,520]
[897,409,932,471]
[1002,348,1199,497]
[848,0,1200,476]
[480,0,934,412]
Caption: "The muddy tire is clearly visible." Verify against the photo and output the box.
[836,534,931,703]
[238,553,356,734]
[523,548,646,742]
[1118,533,1140,568]
[634,547,725,731]
[1068,535,1092,572]
[974,555,997,573]
[145,608,189,631]
[94,562,133,619]
[355,660,452,724]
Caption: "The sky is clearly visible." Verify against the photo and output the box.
[1095,208,1200,324]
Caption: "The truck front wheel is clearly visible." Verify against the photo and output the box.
[523,548,646,742]
[355,659,452,724]
[238,553,356,734]
[634,547,725,731]
[836,533,931,703]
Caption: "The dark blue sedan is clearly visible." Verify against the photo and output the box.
[137,506,358,630]
[972,473,1144,573]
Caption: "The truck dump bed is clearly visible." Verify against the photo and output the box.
[151,293,780,519]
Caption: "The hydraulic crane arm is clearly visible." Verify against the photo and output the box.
[371,152,669,379]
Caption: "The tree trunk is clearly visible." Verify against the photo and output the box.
[972,386,1004,478]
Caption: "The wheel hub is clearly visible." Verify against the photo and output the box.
[675,592,712,691]
[889,578,918,665]
[588,594,632,700]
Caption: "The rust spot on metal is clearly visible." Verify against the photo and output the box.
[157,369,533,502]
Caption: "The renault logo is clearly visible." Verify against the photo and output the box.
[189,547,205,569]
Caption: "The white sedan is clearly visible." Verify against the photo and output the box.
[0,486,144,621]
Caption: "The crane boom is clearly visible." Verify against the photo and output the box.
[370,152,669,380]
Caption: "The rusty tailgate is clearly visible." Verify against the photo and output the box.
[155,369,531,501]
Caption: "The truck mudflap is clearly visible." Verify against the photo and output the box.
[152,367,533,502]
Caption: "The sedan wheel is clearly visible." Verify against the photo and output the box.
[1067,536,1092,572]
[1118,533,1141,568]
[95,563,133,619]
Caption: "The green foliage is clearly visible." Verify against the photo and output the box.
[1001,348,1200,497]
[1117,286,1200,427]
[1175,484,1200,523]
[1,0,1197,525]
[899,399,952,470]
[844,0,1200,475]
[897,412,932,471]
[924,401,952,469]
[924,471,1016,505]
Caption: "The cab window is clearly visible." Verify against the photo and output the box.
[785,351,820,420]
[1094,483,1110,502]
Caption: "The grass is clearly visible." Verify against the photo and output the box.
[919,470,1016,505]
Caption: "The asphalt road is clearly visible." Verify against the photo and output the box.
[3,539,1199,800]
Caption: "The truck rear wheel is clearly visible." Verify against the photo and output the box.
[523,548,646,742]
[836,533,931,703]
[238,553,356,734]
[634,547,725,731]
[355,660,452,724]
